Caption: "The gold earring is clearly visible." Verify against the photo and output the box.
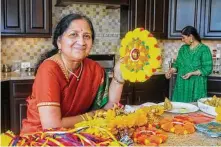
[190,39,193,44]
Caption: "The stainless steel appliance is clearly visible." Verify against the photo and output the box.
[87,54,115,74]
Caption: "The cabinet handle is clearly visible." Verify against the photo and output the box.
[138,96,141,102]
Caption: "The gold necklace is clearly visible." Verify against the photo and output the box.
[190,43,201,50]
[61,54,83,81]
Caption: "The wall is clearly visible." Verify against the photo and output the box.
[1,0,221,71]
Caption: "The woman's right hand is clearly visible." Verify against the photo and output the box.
[165,71,172,79]
[165,68,176,79]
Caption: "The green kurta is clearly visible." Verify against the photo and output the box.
[172,43,213,102]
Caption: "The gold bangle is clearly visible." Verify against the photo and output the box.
[80,115,86,121]
[85,113,92,120]
[113,75,125,84]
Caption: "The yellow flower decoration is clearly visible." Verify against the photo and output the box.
[215,106,221,123]
[120,28,162,82]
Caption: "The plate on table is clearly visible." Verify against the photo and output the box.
[158,102,199,113]
[124,102,157,113]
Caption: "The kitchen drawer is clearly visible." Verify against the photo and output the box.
[10,80,34,98]
[207,76,221,92]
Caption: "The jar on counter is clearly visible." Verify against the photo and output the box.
[11,60,21,72]
[217,44,221,73]
[2,64,11,73]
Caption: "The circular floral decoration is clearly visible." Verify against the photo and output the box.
[119,28,162,82]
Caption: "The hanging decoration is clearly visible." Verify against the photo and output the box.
[119,28,162,82]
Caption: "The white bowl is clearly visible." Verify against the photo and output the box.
[197,98,217,116]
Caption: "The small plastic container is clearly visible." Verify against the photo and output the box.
[195,121,221,137]
[197,98,217,116]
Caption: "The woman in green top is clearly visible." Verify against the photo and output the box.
[165,26,213,102]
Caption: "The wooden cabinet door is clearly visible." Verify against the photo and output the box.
[1,99,10,133]
[168,0,202,38]
[128,0,168,39]
[10,80,33,134]
[134,90,146,105]
[129,0,146,30]
[11,98,27,135]
[1,0,52,37]
[134,75,169,104]
[25,0,51,36]
[1,81,10,133]
[200,0,221,39]
[120,92,133,105]
[121,82,133,105]
[1,0,25,34]
[148,0,169,38]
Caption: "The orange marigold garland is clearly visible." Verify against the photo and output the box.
[159,116,195,135]
[119,28,162,82]
[132,125,168,146]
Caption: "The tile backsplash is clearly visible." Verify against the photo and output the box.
[1,0,221,71]
[1,0,120,67]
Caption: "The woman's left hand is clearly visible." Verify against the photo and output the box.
[182,72,192,79]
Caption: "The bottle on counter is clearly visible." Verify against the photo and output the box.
[217,44,221,73]
[169,58,175,69]
[212,49,219,74]
[2,64,11,73]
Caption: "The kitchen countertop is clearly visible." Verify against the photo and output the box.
[161,111,221,146]
[1,71,221,82]
[162,130,221,146]
[1,72,35,82]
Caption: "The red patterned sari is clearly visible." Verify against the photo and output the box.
[20,54,109,135]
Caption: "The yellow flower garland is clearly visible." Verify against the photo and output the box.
[119,28,162,82]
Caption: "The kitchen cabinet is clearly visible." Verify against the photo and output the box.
[1,81,10,133]
[200,0,221,39]
[168,0,221,39]
[120,75,169,105]
[133,75,169,105]
[122,0,169,39]
[55,0,129,7]
[169,74,221,99]
[120,82,133,105]
[207,76,221,97]
[1,0,52,37]
[168,0,202,38]
[10,80,34,135]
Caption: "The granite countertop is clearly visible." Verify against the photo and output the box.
[1,72,35,82]
[162,131,221,146]
[161,112,221,146]
[1,71,221,82]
